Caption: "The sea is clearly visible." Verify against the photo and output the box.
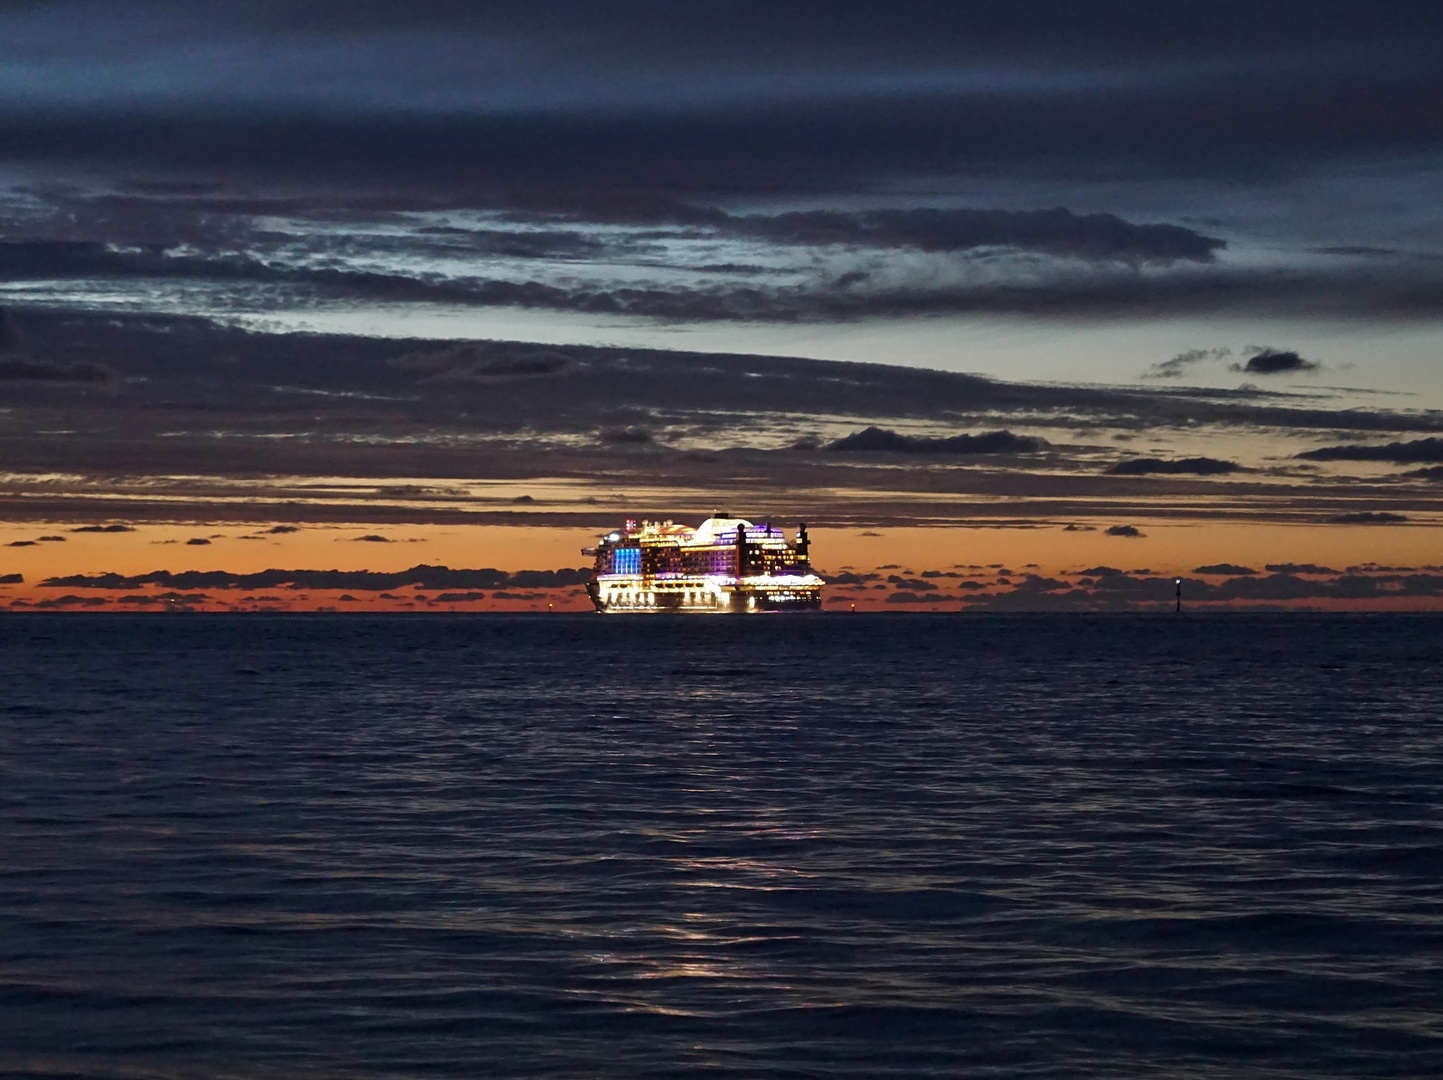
[1,613,1440,1079]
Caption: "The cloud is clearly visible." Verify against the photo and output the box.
[1232,348,1318,375]
[353,534,393,542]
[1405,466,1443,480]
[828,427,1044,454]
[39,564,591,591]
[825,572,880,585]
[1194,563,1258,575]
[1312,246,1400,257]
[9,308,1443,536]
[0,354,114,384]
[264,525,300,533]
[0,573,22,584]
[599,426,654,444]
[1298,438,1443,463]
[1108,457,1240,476]
[729,207,1222,262]
[887,575,938,591]
[1265,563,1339,574]
[391,342,573,382]
[1327,511,1408,523]
[1105,525,1144,537]
[69,524,136,533]
[114,593,210,606]
[13,233,1443,323]
[185,537,211,545]
[434,592,487,602]
[31,594,108,608]
[1143,347,1234,379]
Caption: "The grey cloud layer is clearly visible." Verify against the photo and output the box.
[2,310,1442,534]
[3,224,1442,323]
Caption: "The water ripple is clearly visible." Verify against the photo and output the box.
[1,614,1441,1078]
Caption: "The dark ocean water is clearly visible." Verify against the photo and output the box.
[1,613,1441,1079]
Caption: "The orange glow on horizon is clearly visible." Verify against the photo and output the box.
[2,518,1440,612]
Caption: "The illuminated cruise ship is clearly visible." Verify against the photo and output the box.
[583,515,823,613]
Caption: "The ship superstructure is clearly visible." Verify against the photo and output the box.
[584,515,823,613]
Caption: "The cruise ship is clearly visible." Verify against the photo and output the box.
[583,515,823,613]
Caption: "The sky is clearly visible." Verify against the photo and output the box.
[2,0,1442,611]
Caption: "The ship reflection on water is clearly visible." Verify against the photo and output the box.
[584,515,824,613]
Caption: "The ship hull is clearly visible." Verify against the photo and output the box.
[587,577,821,614]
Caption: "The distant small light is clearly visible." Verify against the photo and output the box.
[607,533,620,541]
[1175,578,1182,585]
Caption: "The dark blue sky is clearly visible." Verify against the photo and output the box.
[4,0,1440,190]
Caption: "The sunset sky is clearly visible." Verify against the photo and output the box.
[2,1,1442,611]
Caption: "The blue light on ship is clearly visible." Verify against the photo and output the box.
[613,548,641,574]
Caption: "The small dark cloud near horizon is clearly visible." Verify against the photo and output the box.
[1405,465,1443,480]
[1194,563,1258,576]
[354,535,394,543]
[1299,437,1443,463]
[1108,457,1240,476]
[1266,563,1339,574]
[599,426,654,445]
[392,342,572,382]
[1144,347,1233,379]
[265,525,300,534]
[1311,246,1401,257]
[5,540,37,547]
[0,355,115,384]
[1105,525,1144,537]
[888,575,938,591]
[1232,349,1319,376]
[69,524,135,533]
[828,427,1044,455]
[29,594,108,609]
[0,573,22,584]
[185,537,211,545]
[1327,511,1408,524]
